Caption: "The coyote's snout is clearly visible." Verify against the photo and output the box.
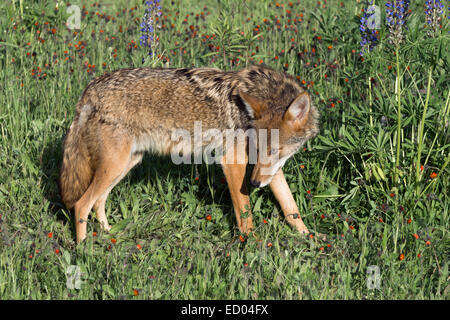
[59,65,319,243]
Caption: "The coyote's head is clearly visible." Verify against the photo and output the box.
[240,90,319,188]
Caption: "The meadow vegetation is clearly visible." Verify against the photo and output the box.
[0,0,448,299]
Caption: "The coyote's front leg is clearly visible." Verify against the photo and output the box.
[221,146,253,235]
[269,169,309,234]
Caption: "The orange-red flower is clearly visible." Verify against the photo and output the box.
[399,253,404,261]
[429,172,437,179]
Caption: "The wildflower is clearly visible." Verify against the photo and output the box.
[47,232,53,238]
[429,172,437,179]
[267,242,273,248]
[205,214,212,221]
[425,0,444,37]
[133,289,139,296]
[399,253,404,261]
[93,232,97,237]
[111,238,117,244]
[263,219,268,224]
[425,240,431,246]
[140,0,162,62]
[385,0,410,46]
[55,249,60,254]
[136,244,142,250]
[413,233,419,239]
[359,1,379,56]
[407,218,412,224]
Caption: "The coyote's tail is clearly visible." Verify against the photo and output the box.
[59,108,94,210]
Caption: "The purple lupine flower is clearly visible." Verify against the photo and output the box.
[359,1,379,56]
[425,0,444,36]
[140,0,162,63]
[385,0,411,46]
[447,0,450,19]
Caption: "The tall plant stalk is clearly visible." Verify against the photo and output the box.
[415,68,433,194]
[394,47,402,185]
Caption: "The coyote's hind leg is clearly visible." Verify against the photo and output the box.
[93,152,143,232]
[74,128,134,243]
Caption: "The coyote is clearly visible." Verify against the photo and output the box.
[59,65,319,243]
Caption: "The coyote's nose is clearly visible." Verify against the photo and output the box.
[250,179,261,188]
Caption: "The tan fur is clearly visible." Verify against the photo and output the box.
[59,65,319,243]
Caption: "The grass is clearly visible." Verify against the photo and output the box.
[0,0,448,299]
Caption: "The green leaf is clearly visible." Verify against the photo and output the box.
[109,218,131,234]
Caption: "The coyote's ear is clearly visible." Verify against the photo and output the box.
[283,92,310,127]
[239,90,266,120]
